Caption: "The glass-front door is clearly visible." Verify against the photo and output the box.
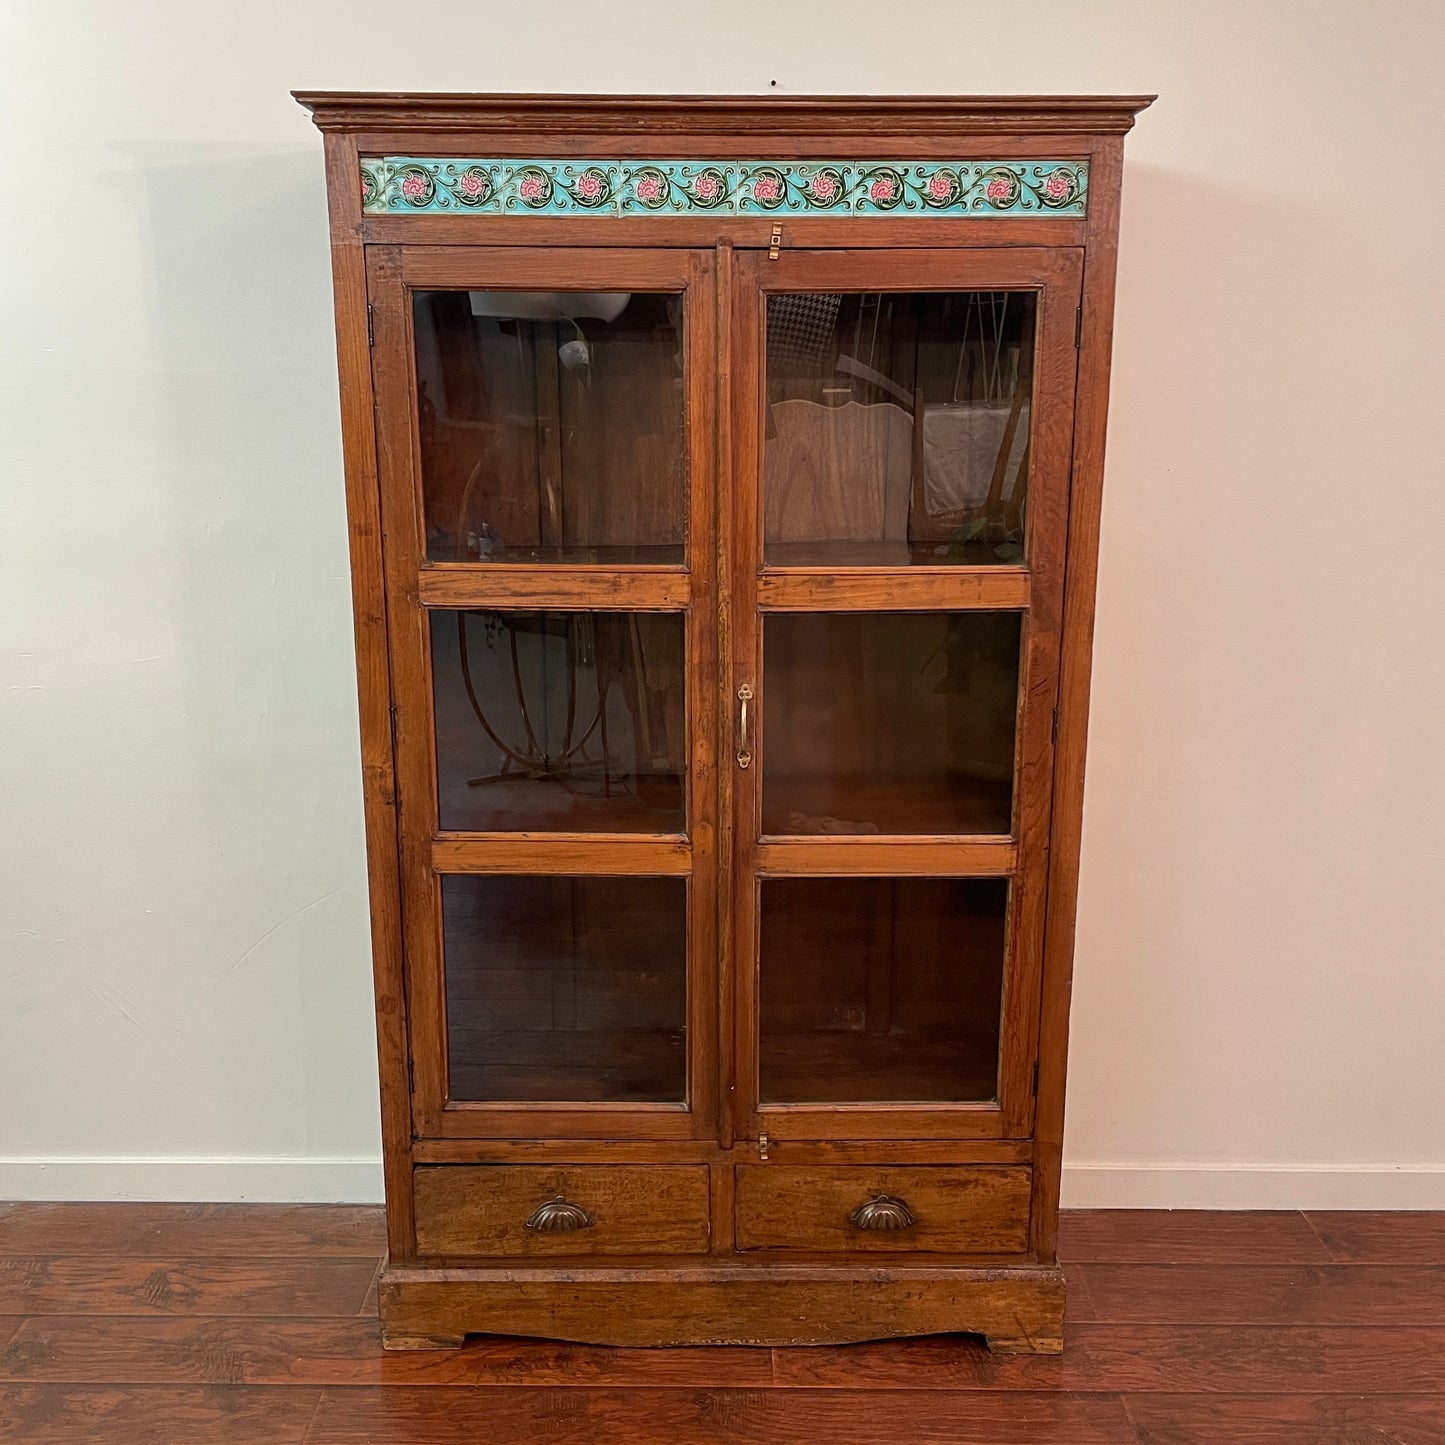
[367,241,1080,1147]
[368,246,718,1139]
[729,248,1084,1140]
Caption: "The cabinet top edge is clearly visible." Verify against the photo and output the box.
[293,91,1157,138]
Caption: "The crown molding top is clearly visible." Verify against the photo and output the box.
[294,91,1156,139]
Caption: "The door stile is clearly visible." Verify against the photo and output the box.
[726,246,1084,1145]
[997,249,1085,1135]
[367,245,450,1137]
[728,241,766,1150]
[682,247,721,1143]
[368,244,720,1142]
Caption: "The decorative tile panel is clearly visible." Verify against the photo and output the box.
[359,157,1088,218]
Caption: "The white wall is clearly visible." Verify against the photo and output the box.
[3,0,1443,1207]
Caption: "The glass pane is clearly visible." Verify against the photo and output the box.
[760,877,1007,1104]
[432,610,685,833]
[413,289,686,564]
[763,291,1035,567]
[762,612,1019,835]
[444,875,687,1103]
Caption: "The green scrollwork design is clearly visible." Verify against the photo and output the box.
[452,165,493,207]
[800,165,848,209]
[508,165,555,210]
[683,166,730,209]
[857,165,906,210]
[564,165,614,209]
[394,163,437,209]
[628,165,673,211]
[919,166,963,209]
[746,166,789,210]
[1029,164,1082,209]
[975,166,1023,210]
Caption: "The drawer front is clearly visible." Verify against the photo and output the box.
[734,1165,1031,1253]
[414,1165,711,1257]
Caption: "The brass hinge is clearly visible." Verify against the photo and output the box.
[768,225,783,261]
[757,1131,770,1161]
[367,303,375,347]
[1074,304,1082,348]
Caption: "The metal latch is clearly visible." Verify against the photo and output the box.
[758,1131,770,1161]
[768,225,783,260]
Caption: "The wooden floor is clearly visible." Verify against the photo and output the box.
[1,1205,1442,1442]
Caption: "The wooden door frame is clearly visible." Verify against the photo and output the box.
[365,242,720,1142]
[726,245,1085,1144]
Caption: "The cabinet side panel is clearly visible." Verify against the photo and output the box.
[321,132,415,1257]
[1031,136,1126,1259]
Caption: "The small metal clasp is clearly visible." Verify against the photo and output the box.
[768,224,783,260]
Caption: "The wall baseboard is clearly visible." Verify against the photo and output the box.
[0,1157,385,1203]
[1062,1162,1445,1210]
[2,1157,1443,1209]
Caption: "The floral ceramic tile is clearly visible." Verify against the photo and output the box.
[360,158,1088,217]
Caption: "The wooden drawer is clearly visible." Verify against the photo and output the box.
[413,1165,710,1257]
[734,1166,1031,1254]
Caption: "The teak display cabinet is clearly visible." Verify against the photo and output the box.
[300,90,1152,1351]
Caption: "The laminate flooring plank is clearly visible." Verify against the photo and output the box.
[304,1386,1136,1444]
[1076,1263,1445,1325]
[0,1256,379,1316]
[0,1316,772,1387]
[0,1203,386,1258]
[1124,1393,1445,1444]
[771,1324,1445,1393]
[1304,1210,1445,1264]
[1057,1210,1330,1264]
[0,1383,322,1445]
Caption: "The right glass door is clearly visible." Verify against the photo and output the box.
[730,248,1084,1141]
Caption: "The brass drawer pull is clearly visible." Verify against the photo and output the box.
[524,1196,594,1234]
[849,1195,915,1231]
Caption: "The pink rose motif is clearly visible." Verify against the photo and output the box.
[576,172,603,200]
[752,175,781,203]
[693,172,720,200]
[458,171,486,197]
[869,176,895,203]
[928,171,954,199]
[635,175,663,202]
[1044,171,1071,200]
[986,175,1013,201]
[809,172,837,201]
[400,173,428,200]
[518,175,545,201]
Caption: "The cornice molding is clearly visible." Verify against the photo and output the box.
[295,92,1156,139]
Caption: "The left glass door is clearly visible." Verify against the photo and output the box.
[367,246,718,1139]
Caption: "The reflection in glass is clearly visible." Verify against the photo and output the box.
[413,289,686,564]
[759,877,1007,1104]
[763,292,1036,567]
[432,610,686,833]
[762,612,1019,835]
[443,874,687,1103]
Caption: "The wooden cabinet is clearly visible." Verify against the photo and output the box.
[299,90,1152,1352]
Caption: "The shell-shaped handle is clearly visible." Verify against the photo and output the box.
[848,1194,915,1231]
[524,1195,594,1233]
